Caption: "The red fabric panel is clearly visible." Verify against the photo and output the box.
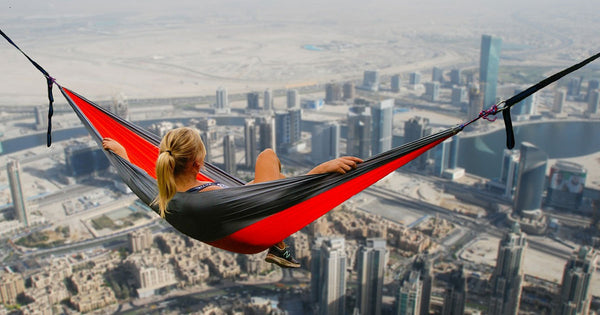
[63,88,213,182]
[208,136,451,254]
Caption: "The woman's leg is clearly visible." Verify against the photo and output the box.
[252,149,300,268]
[251,148,285,184]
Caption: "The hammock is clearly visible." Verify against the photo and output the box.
[2,29,598,254]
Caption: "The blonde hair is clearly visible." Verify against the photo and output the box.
[153,127,206,217]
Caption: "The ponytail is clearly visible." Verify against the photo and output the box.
[154,151,177,217]
[152,127,206,217]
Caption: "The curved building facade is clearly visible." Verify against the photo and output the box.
[513,142,548,215]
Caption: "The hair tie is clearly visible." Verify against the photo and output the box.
[165,150,172,156]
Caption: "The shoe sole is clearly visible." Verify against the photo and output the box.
[265,253,300,268]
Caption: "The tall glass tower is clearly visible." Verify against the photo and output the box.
[370,99,394,155]
[558,247,597,315]
[311,237,347,315]
[513,142,548,215]
[480,34,502,108]
[356,238,387,315]
[7,160,29,227]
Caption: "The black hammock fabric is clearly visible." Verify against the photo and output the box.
[59,86,458,254]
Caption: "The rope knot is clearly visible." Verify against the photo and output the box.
[478,104,499,122]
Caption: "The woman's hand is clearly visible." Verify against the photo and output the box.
[102,138,129,161]
[308,156,364,175]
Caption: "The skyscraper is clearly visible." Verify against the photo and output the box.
[363,70,380,91]
[244,119,258,168]
[311,237,347,315]
[412,255,434,315]
[467,83,483,123]
[247,92,260,110]
[216,87,229,110]
[442,265,467,315]
[200,131,212,162]
[513,89,537,116]
[554,90,566,113]
[275,108,302,154]
[287,89,299,108]
[347,106,372,158]
[410,72,421,85]
[558,247,597,315]
[567,77,582,97]
[432,137,457,177]
[326,83,343,103]
[7,160,29,227]
[404,117,432,169]
[500,149,521,198]
[356,238,387,315]
[546,161,586,211]
[395,270,422,315]
[343,82,355,100]
[513,142,548,215]
[370,99,394,155]
[33,106,46,131]
[311,122,340,164]
[258,116,276,152]
[391,74,401,93]
[263,88,273,111]
[587,90,599,114]
[480,34,502,107]
[432,67,443,82]
[223,134,236,175]
[450,69,462,86]
[586,79,599,101]
[489,223,527,315]
[425,82,440,102]
[451,86,467,107]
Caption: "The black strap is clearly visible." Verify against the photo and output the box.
[1,29,56,147]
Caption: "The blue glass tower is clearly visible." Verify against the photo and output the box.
[480,35,502,108]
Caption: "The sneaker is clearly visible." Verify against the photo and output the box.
[265,244,301,268]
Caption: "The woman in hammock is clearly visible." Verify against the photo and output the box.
[103,127,362,268]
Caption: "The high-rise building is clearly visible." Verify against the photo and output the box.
[326,83,343,103]
[554,90,566,113]
[371,99,394,155]
[425,82,440,102]
[404,117,432,170]
[263,88,273,111]
[467,83,483,122]
[547,161,586,211]
[432,137,458,177]
[363,70,380,91]
[247,92,261,110]
[275,109,302,154]
[356,238,387,315]
[343,82,355,100]
[450,69,462,86]
[0,272,25,305]
[200,131,212,162]
[244,119,259,168]
[7,160,29,227]
[451,86,467,107]
[311,122,340,164]
[287,89,299,109]
[216,87,229,109]
[129,228,153,253]
[412,255,434,315]
[432,67,443,82]
[489,223,527,315]
[500,149,521,198]
[108,93,129,119]
[258,116,276,152]
[33,106,46,131]
[558,247,597,315]
[568,77,582,97]
[480,34,502,108]
[395,270,422,315]
[347,106,372,158]
[442,265,467,315]
[410,72,421,85]
[513,89,537,116]
[65,142,111,178]
[391,75,401,93]
[311,237,347,315]
[513,142,548,215]
[197,118,217,145]
[587,90,599,114]
[223,134,236,175]
[586,79,600,101]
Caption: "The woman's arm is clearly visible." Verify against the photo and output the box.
[102,138,130,162]
[307,156,363,175]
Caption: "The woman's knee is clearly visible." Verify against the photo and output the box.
[257,148,278,162]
